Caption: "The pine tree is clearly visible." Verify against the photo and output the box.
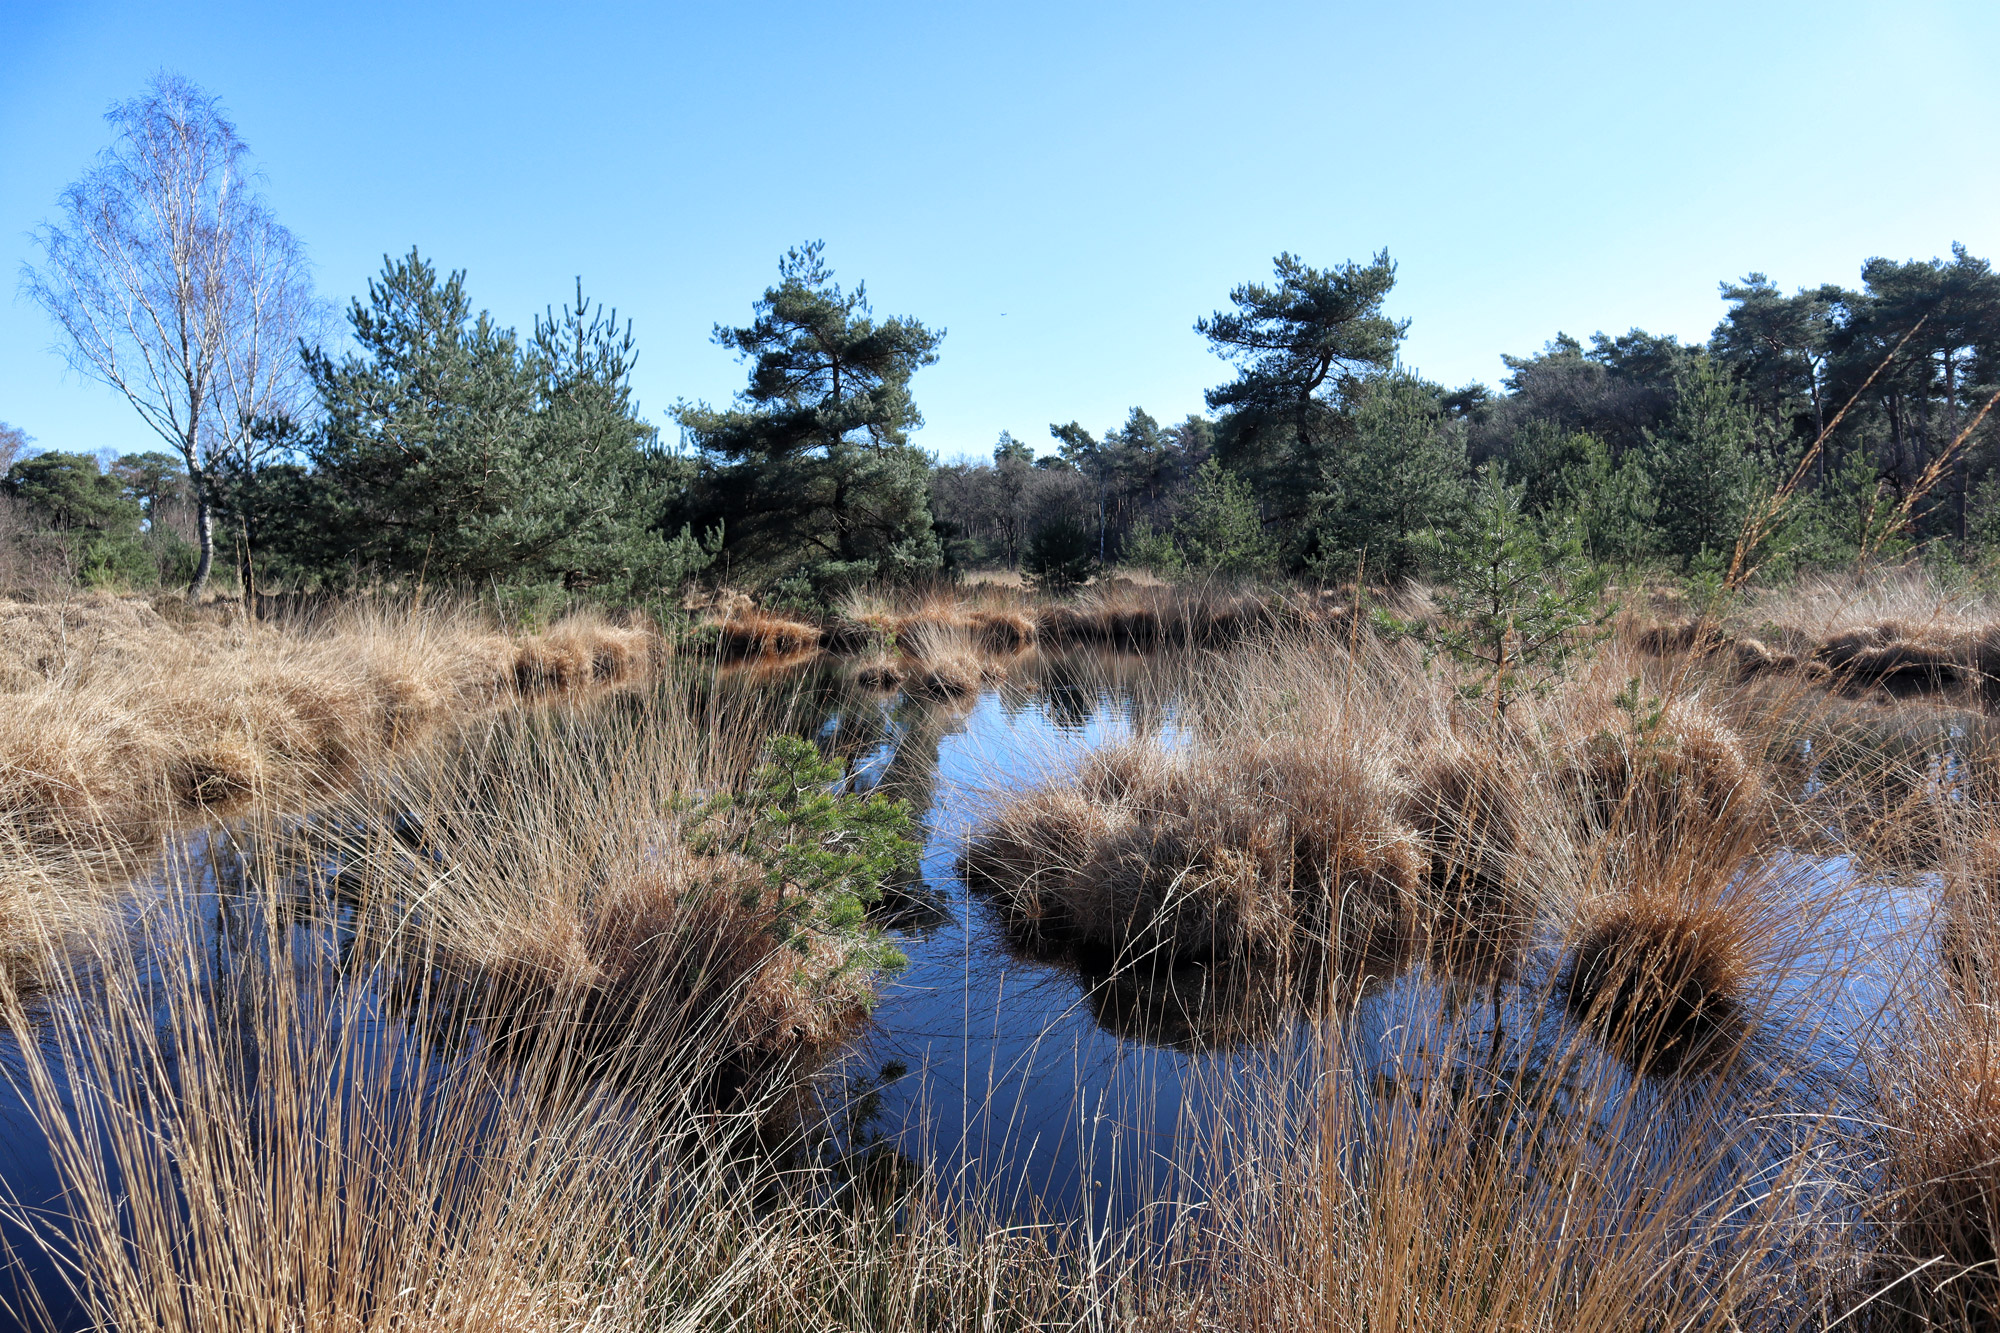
[1644,356,1767,568]
[1308,370,1468,577]
[1199,251,1406,539]
[307,252,694,590]
[1177,459,1274,576]
[1385,463,1611,717]
[678,242,944,592]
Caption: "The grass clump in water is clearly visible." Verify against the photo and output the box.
[344,706,916,1098]
[1558,892,1754,1075]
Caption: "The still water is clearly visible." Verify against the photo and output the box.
[0,652,1950,1324]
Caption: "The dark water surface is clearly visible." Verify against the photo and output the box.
[0,653,1952,1323]
[805,660,1943,1242]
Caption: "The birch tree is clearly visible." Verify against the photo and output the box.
[21,73,321,597]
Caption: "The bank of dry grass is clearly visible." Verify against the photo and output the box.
[4,580,1997,1328]
[1629,566,2000,713]
[332,696,887,1095]
[0,594,656,985]
[707,579,1392,678]
[964,632,1776,1023]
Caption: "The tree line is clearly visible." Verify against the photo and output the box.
[14,75,2000,605]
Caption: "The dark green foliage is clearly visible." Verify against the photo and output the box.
[1561,432,1659,568]
[1644,357,1769,568]
[1475,331,1693,463]
[1831,244,2000,542]
[1023,513,1098,592]
[1307,371,1468,578]
[678,243,943,593]
[1712,274,1848,441]
[1383,464,1612,715]
[1200,251,1405,537]
[210,456,356,591]
[307,253,702,594]
[1045,408,1208,560]
[1507,425,1657,567]
[108,451,189,521]
[5,452,155,587]
[694,735,917,973]
[8,453,140,532]
[1119,516,1184,576]
[1177,459,1275,576]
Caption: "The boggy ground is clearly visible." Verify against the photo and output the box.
[3,571,2000,1328]
[947,576,2000,1327]
[701,580,1385,682]
[0,591,656,986]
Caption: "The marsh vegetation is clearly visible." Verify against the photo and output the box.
[0,571,1985,1330]
[10,65,2000,1333]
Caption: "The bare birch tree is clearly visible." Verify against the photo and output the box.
[21,73,322,598]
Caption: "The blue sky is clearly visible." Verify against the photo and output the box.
[3,0,1996,464]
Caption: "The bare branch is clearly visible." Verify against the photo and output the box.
[19,73,320,597]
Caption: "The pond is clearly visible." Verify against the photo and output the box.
[812,661,1939,1240]
[0,650,1952,1325]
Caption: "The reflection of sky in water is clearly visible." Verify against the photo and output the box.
[831,680,1946,1234]
[838,679,1200,1228]
[0,665,1965,1319]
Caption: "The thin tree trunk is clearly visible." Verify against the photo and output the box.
[239,514,258,620]
[188,464,215,600]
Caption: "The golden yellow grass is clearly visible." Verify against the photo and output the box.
[0,596,656,985]
[0,675,1830,1333]
[332,696,882,1090]
[1862,822,2000,1326]
[724,579,1390,671]
[1628,565,2000,712]
[5,581,1995,1328]
[709,607,825,660]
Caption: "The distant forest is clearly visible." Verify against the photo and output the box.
[13,84,1999,607]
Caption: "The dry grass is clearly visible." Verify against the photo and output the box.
[1558,697,1771,862]
[1558,891,1758,1075]
[0,596,657,987]
[5,576,1998,1327]
[1400,737,1541,979]
[335,696,885,1094]
[1035,580,1279,651]
[0,842,1087,1332]
[966,731,1423,975]
[898,617,990,700]
[967,636,1481,989]
[1862,824,2000,1326]
[1629,566,2000,712]
[725,580,1382,674]
[1870,1012,2000,1328]
[710,608,825,661]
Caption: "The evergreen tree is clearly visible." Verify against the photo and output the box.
[1562,431,1658,567]
[109,452,189,522]
[1713,274,1849,444]
[1506,420,1595,517]
[1177,458,1275,576]
[1475,330,1692,463]
[1199,251,1405,542]
[1832,244,2000,541]
[678,242,944,591]
[1022,513,1096,591]
[1386,463,1611,717]
[1308,370,1468,577]
[5,452,153,586]
[307,252,695,591]
[1643,356,1767,568]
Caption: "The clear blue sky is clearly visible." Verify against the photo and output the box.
[3,0,1996,464]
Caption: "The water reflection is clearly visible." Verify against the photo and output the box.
[0,646,1956,1322]
[742,652,1932,1243]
